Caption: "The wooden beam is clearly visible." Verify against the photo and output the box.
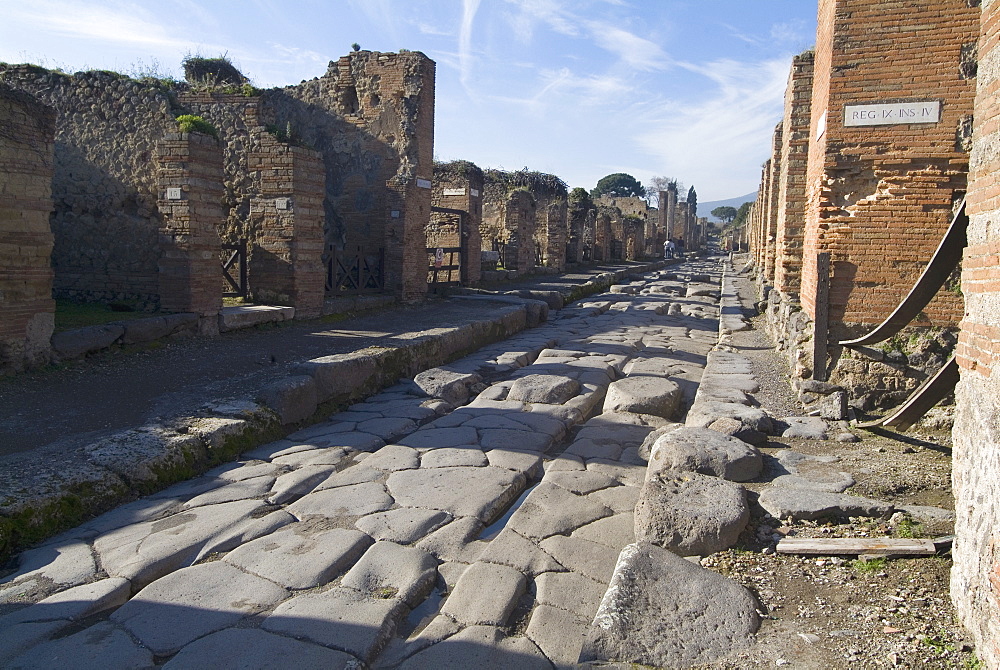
[776,537,937,556]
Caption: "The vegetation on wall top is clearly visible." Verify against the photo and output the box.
[175,114,219,139]
[483,169,568,202]
[434,160,484,185]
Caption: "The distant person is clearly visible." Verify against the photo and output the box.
[664,239,676,259]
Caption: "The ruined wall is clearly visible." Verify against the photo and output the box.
[952,1,1000,664]
[594,208,613,262]
[432,161,484,285]
[534,196,568,271]
[0,66,175,308]
[774,51,815,296]
[567,196,593,264]
[0,85,55,374]
[481,188,536,274]
[800,0,977,338]
[762,125,783,286]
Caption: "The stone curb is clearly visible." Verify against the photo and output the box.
[0,297,536,562]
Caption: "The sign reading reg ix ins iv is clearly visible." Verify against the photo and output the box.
[844,101,940,127]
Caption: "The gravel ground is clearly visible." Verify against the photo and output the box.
[700,308,978,668]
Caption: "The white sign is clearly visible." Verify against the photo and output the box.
[416,178,432,189]
[166,187,182,200]
[443,188,465,196]
[815,110,827,141]
[844,101,940,126]
[470,188,480,197]
[434,248,444,268]
[275,197,290,210]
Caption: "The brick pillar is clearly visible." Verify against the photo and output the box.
[595,209,611,262]
[800,0,977,338]
[433,171,484,285]
[156,132,223,327]
[249,135,325,318]
[775,51,814,296]
[0,86,55,374]
[539,198,568,271]
[386,176,430,302]
[763,124,783,286]
[952,1,1000,665]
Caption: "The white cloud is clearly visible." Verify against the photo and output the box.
[583,20,670,71]
[458,0,481,88]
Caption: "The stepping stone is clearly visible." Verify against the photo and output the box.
[224,525,373,589]
[648,427,762,482]
[287,482,394,519]
[355,508,452,544]
[634,471,749,556]
[580,542,760,667]
[262,586,404,663]
[364,444,421,471]
[441,562,527,626]
[506,374,580,404]
[387,466,525,522]
[603,377,682,418]
[111,562,288,656]
[163,628,359,670]
[5,621,153,670]
[507,483,613,540]
[478,528,565,576]
[535,570,608,619]
[758,488,894,521]
[341,541,437,607]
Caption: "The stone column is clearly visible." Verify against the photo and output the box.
[249,135,326,318]
[156,132,223,331]
[0,86,55,374]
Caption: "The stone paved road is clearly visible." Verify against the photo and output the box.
[0,259,723,669]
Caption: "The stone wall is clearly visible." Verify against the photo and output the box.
[952,0,1000,664]
[0,66,175,308]
[799,0,977,338]
[0,84,55,374]
[431,161,484,285]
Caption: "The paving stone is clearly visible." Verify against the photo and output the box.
[178,474,273,509]
[442,562,527,626]
[536,569,614,619]
[364,444,421,471]
[358,417,420,442]
[267,465,337,505]
[413,368,481,405]
[686,401,772,433]
[387,466,525,522]
[587,485,641,514]
[95,499,283,588]
[572,513,635,549]
[564,438,623,460]
[507,483,613,540]
[112,562,288,656]
[416,517,487,563]
[757,488,895,521]
[0,577,130,628]
[900,504,956,523]
[539,534,620,583]
[307,430,385,451]
[485,449,543,476]
[262,586,404,662]
[398,426,479,449]
[209,460,282,482]
[354,508,450,545]
[577,412,668,447]
[524,603,590,666]
[287,481,394,519]
[478,528,565,576]
[635,471,749,556]
[224,525,373,589]
[342,541,437,607]
[771,472,855,493]
[581,542,760,667]
[544,453,586,472]
[378,615,462,668]
[509,411,570,440]
[421,447,488,468]
[399,625,550,670]
[542,469,617,494]
[314,464,382,491]
[5,621,154,670]
[648,426,763,482]
[781,416,830,440]
[478,428,553,452]
[0,621,69,667]
[0,540,96,596]
[454,413,526,430]
[586,460,646,487]
[163,628,360,670]
[506,374,580,404]
[603,377,682,418]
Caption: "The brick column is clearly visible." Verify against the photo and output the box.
[433,169,484,285]
[762,124,783,286]
[0,86,55,374]
[386,176,430,302]
[156,132,223,328]
[249,135,325,318]
[952,1,1000,664]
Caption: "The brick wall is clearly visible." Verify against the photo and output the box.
[432,162,484,285]
[800,0,977,338]
[952,1,1000,664]
[594,208,613,262]
[762,124,783,286]
[0,85,55,374]
[775,51,815,296]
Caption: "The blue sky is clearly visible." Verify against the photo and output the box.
[0,0,816,202]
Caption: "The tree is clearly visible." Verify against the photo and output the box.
[591,173,646,199]
[731,201,753,230]
[711,206,738,224]
[687,186,697,211]
[645,176,682,207]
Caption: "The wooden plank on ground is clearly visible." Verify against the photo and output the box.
[776,537,937,556]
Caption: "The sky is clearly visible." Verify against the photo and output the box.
[0,0,817,202]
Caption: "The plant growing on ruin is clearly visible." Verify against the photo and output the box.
[352,43,361,52]
[175,114,219,139]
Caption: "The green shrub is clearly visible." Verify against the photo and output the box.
[175,114,219,139]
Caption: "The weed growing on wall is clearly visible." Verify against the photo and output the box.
[175,114,219,139]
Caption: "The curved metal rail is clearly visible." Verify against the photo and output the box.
[858,355,959,431]
[839,200,967,347]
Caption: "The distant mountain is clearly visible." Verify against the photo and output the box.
[699,191,758,222]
